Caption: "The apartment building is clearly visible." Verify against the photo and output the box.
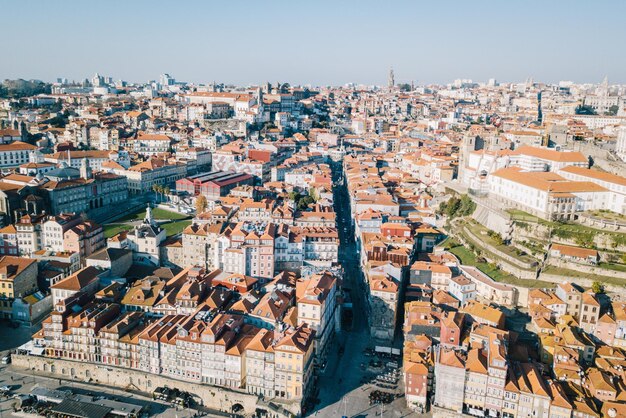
[296,271,338,358]
[109,157,187,195]
[0,141,37,169]
[41,214,104,258]
[129,133,172,156]
[0,256,38,319]
[273,325,315,400]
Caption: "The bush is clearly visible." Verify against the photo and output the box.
[438,194,476,219]
[591,281,605,294]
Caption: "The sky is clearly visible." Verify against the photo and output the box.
[1,0,625,86]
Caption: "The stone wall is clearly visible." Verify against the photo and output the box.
[548,259,626,281]
[514,222,626,253]
[538,273,623,294]
[455,229,536,281]
[12,354,299,417]
[471,202,511,237]
[578,213,626,232]
[463,227,536,270]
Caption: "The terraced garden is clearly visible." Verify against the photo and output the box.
[103,207,192,239]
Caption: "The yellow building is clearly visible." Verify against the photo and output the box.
[273,325,315,401]
[0,256,38,319]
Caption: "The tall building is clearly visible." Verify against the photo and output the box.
[388,67,395,89]
[616,125,626,161]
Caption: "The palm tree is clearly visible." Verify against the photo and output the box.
[163,186,171,202]
[151,184,159,202]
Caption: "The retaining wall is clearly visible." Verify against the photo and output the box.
[12,354,299,417]
[538,274,623,294]
[547,259,626,281]
[463,227,537,270]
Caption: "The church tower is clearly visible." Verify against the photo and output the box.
[80,158,92,179]
[388,67,395,89]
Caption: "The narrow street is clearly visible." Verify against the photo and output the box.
[311,162,418,417]
[310,161,371,416]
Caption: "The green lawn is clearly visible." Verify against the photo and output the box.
[448,244,552,289]
[597,262,626,273]
[161,220,192,237]
[117,207,189,222]
[464,220,538,265]
[103,219,191,239]
[103,224,132,238]
[507,209,544,224]
[586,210,626,223]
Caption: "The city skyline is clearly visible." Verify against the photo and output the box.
[2,0,625,86]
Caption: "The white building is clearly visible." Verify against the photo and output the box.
[488,167,610,220]
[0,141,37,169]
[448,275,476,305]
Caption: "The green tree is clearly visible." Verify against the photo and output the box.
[575,105,596,115]
[163,186,171,202]
[297,195,315,210]
[195,194,208,214]
[288,191,301,202]
[445,197,461,218]
[459,194,476,216]
[606,105,619,116]
[574,233,594,249]
[152,184,162,202]
[591,281,605,294]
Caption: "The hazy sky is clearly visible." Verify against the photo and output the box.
[2,0,624,86]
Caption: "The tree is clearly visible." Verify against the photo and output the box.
[152,184,160,202]
[591,281,605,295]
[309,187,319,202]
[163,186,171,202]
[574,233,594,249]
[288,191,301,202]
[195,194,208,214]
[607,105,619,116]
[458,194,476,216]
[575,105,596,115]
[297,195,315,211]
[445,197,461,218]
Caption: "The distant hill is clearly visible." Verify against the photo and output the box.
[0,78,51,98]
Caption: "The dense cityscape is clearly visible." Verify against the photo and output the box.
[1,2,626,417]
[0,71,625,418]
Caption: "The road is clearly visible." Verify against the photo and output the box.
[310,162,423,418]
[0,364,227,418]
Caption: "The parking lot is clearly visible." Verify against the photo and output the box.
[0,364,228,418]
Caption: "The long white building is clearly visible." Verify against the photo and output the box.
[488,167,610,220]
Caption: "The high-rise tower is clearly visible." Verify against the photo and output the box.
[388,67,395,89]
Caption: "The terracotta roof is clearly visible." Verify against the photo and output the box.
[51,266,100,291]
[514,145,587,163]
[560,165,626,187]
[551,243,598,259]
[0,256,36,281]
